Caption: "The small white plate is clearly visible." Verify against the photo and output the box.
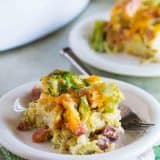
[69,12,160,77]
[0,78,159,160]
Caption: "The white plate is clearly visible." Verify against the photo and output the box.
[69,12,160,77]
[0,78,159,160]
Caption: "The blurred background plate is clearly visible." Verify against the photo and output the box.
[69,12,160,77]
[0,0,89,51]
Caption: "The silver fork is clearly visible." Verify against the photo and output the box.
[60,47,154,131]
[119,104,154,131]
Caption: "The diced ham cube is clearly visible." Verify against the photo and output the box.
[17,121,31,131]
[103,126,118,142]
[32,128,51,143]
[72,124,86,136]
[32,87,41,101]
[97,136,110,150]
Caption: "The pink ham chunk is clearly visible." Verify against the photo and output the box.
[32,87,41,101]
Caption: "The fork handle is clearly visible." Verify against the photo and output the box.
[60,47,92,76]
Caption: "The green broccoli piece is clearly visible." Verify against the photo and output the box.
[46,70,88,96]
[90,21,107,52]
[79,96,90,122]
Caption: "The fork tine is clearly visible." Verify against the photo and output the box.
[135,123,154,128]
[121,122,154,131]
[123,126,145,131]
[120,105,155,130]
[124,124,149,130]
[138,123,154,126]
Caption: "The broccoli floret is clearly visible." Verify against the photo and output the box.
[90,21,107,52]
[79,96,90,123]
[44,70,88,96]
